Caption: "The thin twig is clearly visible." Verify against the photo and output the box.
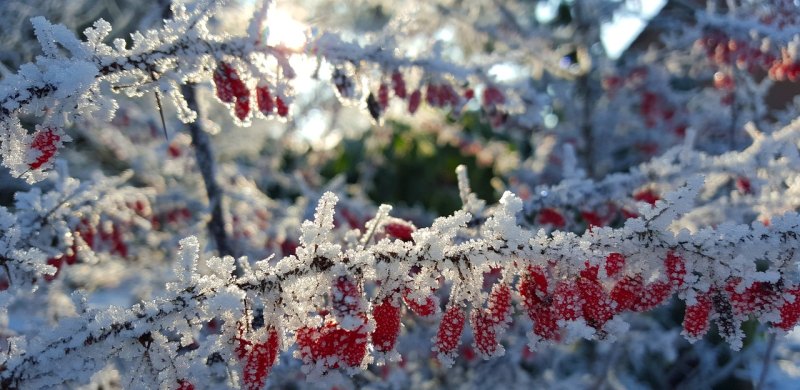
[756,333,777,390]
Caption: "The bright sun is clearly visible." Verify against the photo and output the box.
[265,9,308,50]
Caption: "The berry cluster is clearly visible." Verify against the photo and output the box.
[697,32,800,82]
[212,62,289,121]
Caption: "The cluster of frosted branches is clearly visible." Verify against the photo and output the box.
[2,0,800,388]
[2,164,800,387]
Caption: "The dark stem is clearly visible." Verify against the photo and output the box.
[755,333,776,390]
[181,85,234,259]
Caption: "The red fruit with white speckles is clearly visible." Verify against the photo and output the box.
[434,304,466,363]
[683,292,713,340]
[371,297,401,353]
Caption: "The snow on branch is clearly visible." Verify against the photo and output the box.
[3,172,800,386]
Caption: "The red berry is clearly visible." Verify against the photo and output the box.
[482,86,505,106]
[384,221,415,242]
[580,211,604,228]
[391,71,407,99]
[296,319,368,370]
[44,256,64,282]
[683,292,713,339]
[29,127,61,169]
[234,96,250,121]
[240,328,280,390]
[538,208,566,228]
[633,189,660,205]
[776,287,800,331]
[531,306,559,341]
[408,90,421,114]
[605,253,625,278]
[470,309,500,358]
[434,305,466,362]
[552,281,582,321]
[464,88,475,100]
[577,277,614,329]
[256,85,274,115]
[275,96,289,117]
[736,177,752,194]
[402,288,439,318]
[177,380,195,390]
[611,275,645,312]
[486,283,512,325]
[331,275,365,329]
[519,265,548,312]
[635,281,673,312]
[371,297,401,353]
[378,83,390,110]
[664,252,686,288]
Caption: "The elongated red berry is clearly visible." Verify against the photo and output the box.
[776,287,800,331]
[177,379,195,390]
[519,266,548,312]
[434,305,466,364]
[552,281,582,321]
[486,283,512,325]
[213,64,235,103]
[482,86,505,106]
[296,320,368,370]
[29,127,61,169]
[538,208,566,228]
[408,90,421,114]
[577,277,614,329]
[275,96,289,117]
[532,306,559,341]
[256,85,274,115]
[241,328,280,390]
[611,275,644,312]
[633,189,660,205]
[384,221,415,242]
[391,71,406,99]
[605,253,625,278]
[402,288,439,318]
[331,275,365,329]
[234,96,250,120]
[683,292,713,340]
[470,309,500,358]
[371,297,401,353]
[664,252,686,288]
[378,83,390,110]
[634,281,673,311]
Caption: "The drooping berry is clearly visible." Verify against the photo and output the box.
[776,287,800,331]
[552,281,582,321]
[240,328,280,390]
[391,71,407,99]
[634,281,673,312]
[402,288,439,318]
[296,319,368,370]
[433,304,466,364]
[371,297,401,353]
[577,277,614,329]
[633,188,660,205]
[275,96,289,117]
[470,309,500,358]
[605,253,625,278]
[538,208,566,228]
[29,127,61,169]
[378,83,390,110]
[331,275,365,330]
[664,252,686,288]
[256,85,274,115]
[408,89,422,114]
[384,220,415,242]
[683,292,713,340]
[611,275,645,312]
[482,86,505,106]
[486,283,512,325]
[519,265,548,312]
